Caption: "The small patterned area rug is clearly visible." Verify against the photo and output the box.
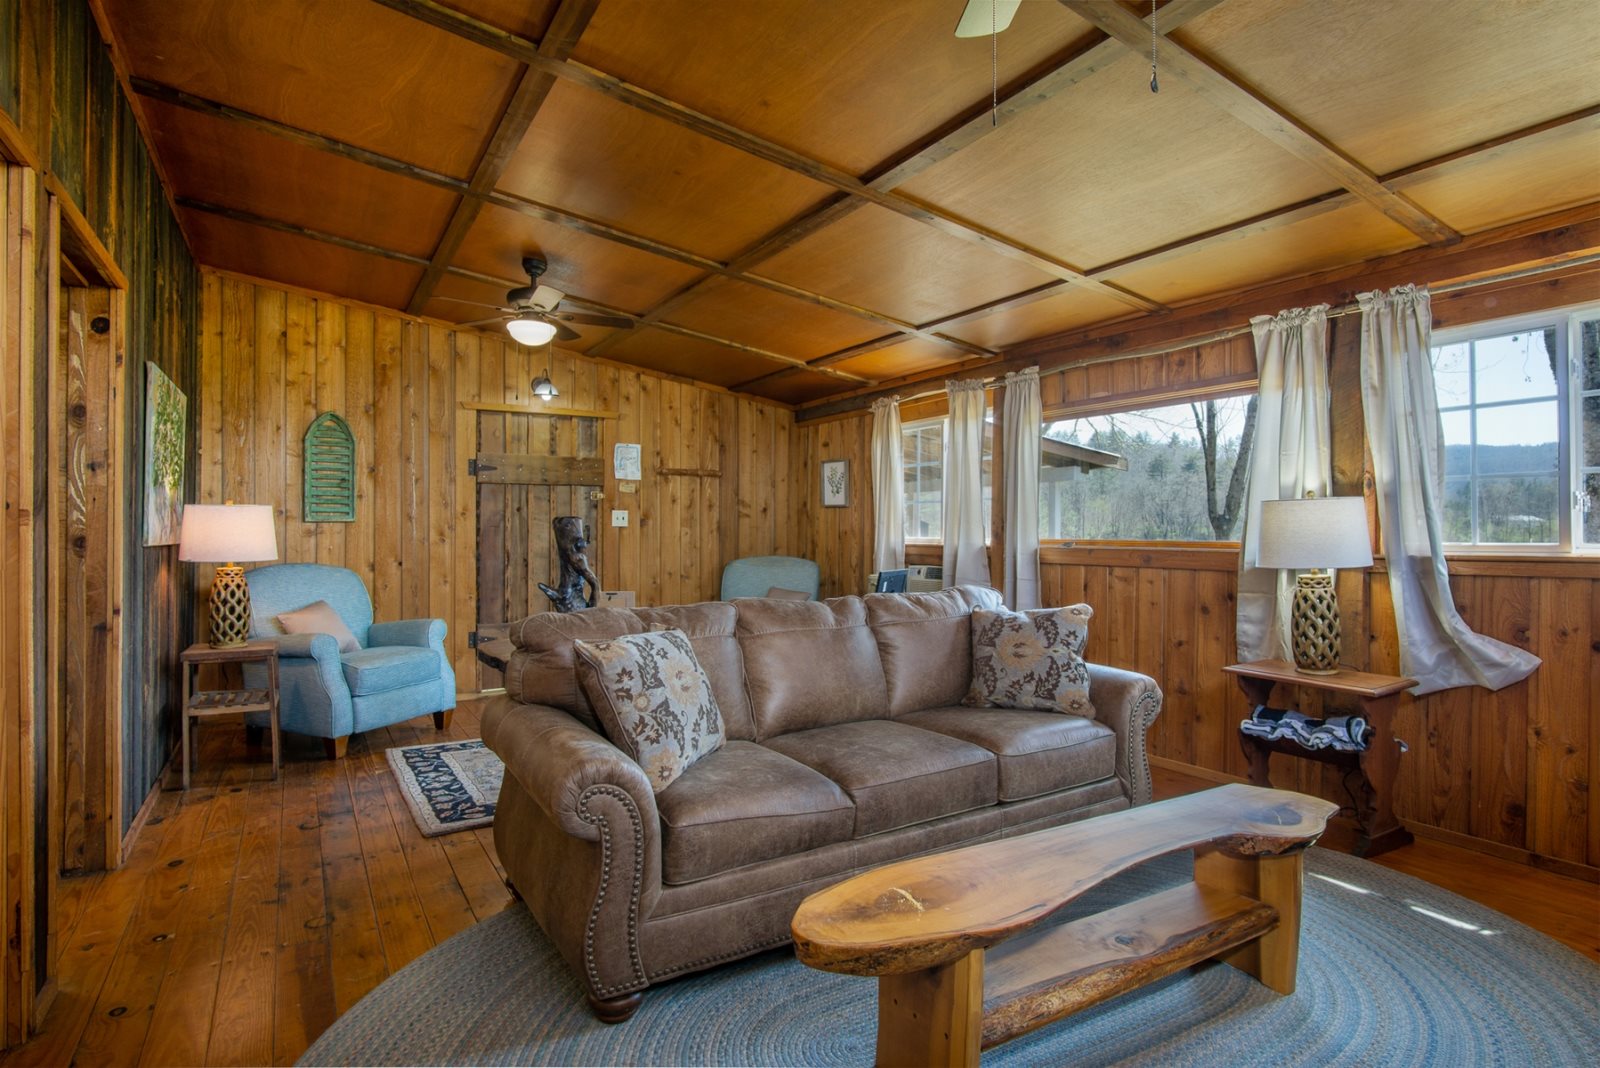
[385,739,503,837]
[301,848,1600,1066]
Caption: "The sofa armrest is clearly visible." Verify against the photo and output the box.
[484,697,660,845]
[368,617,446,649]
[1087,662,1163,806]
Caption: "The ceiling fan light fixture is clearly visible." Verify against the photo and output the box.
[531,371,559,402]
[506,315,558,346]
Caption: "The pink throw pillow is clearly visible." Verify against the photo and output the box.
[277,600,361,653]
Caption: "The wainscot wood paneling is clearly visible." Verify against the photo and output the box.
[201,271,798,693]
[1037,549,1599,877]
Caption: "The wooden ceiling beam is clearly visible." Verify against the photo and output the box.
[367,0,1163,312]
[131,76,472,193]
[1060,0,1460,245]
[793,201,1600,421]
[403,0,600,314]
[127,77,973,348]
[171,196,870,381]
[174,197,434,265]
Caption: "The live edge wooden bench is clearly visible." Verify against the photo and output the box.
[791,784,1338,1067]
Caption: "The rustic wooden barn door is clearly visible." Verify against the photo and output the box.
[474,410,603,688]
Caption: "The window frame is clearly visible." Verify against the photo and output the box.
[1430,302,1599,556]
[898,414,994,545]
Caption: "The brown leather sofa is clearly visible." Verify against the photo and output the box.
[483,586,1163,1021]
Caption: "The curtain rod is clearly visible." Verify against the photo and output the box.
[889,252,1600,409]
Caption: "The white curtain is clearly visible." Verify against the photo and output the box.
[1237,305,1332,663]
[1001,367,1041,609]
[869,396,905,572]
[1357,285,1541,694]
[943,378,991,589]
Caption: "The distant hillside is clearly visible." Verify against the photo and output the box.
[1444,442,1556,476]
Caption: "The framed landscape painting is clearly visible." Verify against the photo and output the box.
[821,459,849,507]
[144,363,186,546]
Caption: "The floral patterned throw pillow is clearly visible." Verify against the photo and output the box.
[573,629,725,792]
[965,604,1094,715]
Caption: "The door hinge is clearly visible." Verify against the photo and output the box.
[467,630,479,648]
[468,458,497,477]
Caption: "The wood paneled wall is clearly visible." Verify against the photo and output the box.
[200,272,797,692]
[791,413,873,599]
[3,0,201,1041]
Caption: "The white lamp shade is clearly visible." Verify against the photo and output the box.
[1258,496,1374,570]
[506,316,558,346]
[178,504,279,563]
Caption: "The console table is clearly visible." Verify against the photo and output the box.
[792,785,1336,1067]
[1224,659,1415,858]
[180,641,280,789]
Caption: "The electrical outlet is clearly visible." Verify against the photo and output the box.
[611,510,629,527]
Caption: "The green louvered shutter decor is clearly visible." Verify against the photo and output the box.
[303,412,356,522]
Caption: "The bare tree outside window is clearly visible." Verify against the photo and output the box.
[1040,394,1257,541]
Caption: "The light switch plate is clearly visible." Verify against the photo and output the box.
[611,510,629,527]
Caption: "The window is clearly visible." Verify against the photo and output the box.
[1431,305,1599,551]
[1039,394,1256,542]
[900,418,992,542]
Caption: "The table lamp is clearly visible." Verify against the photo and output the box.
[179,503,278,647]
[1257,494,1373,674]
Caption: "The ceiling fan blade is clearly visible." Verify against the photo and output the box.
[552,320,582,342]
[457,315,510,328]
[530,284,564,312]
[558,311,634,330]
[954,0,1020,38]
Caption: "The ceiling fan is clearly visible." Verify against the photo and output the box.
[451,256,634,346]
[954,0,1019,38]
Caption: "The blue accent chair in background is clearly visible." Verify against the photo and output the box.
[244,563,456,758]
[718,556,820,600]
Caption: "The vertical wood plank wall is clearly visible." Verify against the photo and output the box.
[200,272,797,692]
[4,0,202,1040]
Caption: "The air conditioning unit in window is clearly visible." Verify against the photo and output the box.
[868,566,945,594]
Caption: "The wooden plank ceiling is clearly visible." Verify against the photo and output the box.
[99,0,1600,408]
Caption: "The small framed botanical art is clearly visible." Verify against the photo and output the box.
[821,459,849,507]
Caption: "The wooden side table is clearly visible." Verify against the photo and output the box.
[180,641,280,789]
[1223,659,1415,858]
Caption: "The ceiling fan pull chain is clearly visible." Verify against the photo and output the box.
[991,0,999,126]
[1149,0,1160,93]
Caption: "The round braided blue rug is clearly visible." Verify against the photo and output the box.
[301,849,1599,1066]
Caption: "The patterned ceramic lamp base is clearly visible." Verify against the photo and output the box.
[208,564,253,647]
[1291,570,1341,674]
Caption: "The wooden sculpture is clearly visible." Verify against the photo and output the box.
[539,516,601,612]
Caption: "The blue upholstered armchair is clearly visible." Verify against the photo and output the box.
[719,556,820,600]
[244,563,456,758]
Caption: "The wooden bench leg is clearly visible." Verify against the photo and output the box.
[875,949,983,1068]
[1193,848,1305,995]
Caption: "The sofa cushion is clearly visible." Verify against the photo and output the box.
[867,586,1003,717]
[504,608,645,732]
[574,630,725,792]
[635,603,755,740]
[897,707,1116,802]
[655,741,855,884]
[967,604,1093,715]
[764,720,997,837]
[340,646,439,696]
[737,597,890,739]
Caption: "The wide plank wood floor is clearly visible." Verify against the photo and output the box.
[2,719,1595,1066]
